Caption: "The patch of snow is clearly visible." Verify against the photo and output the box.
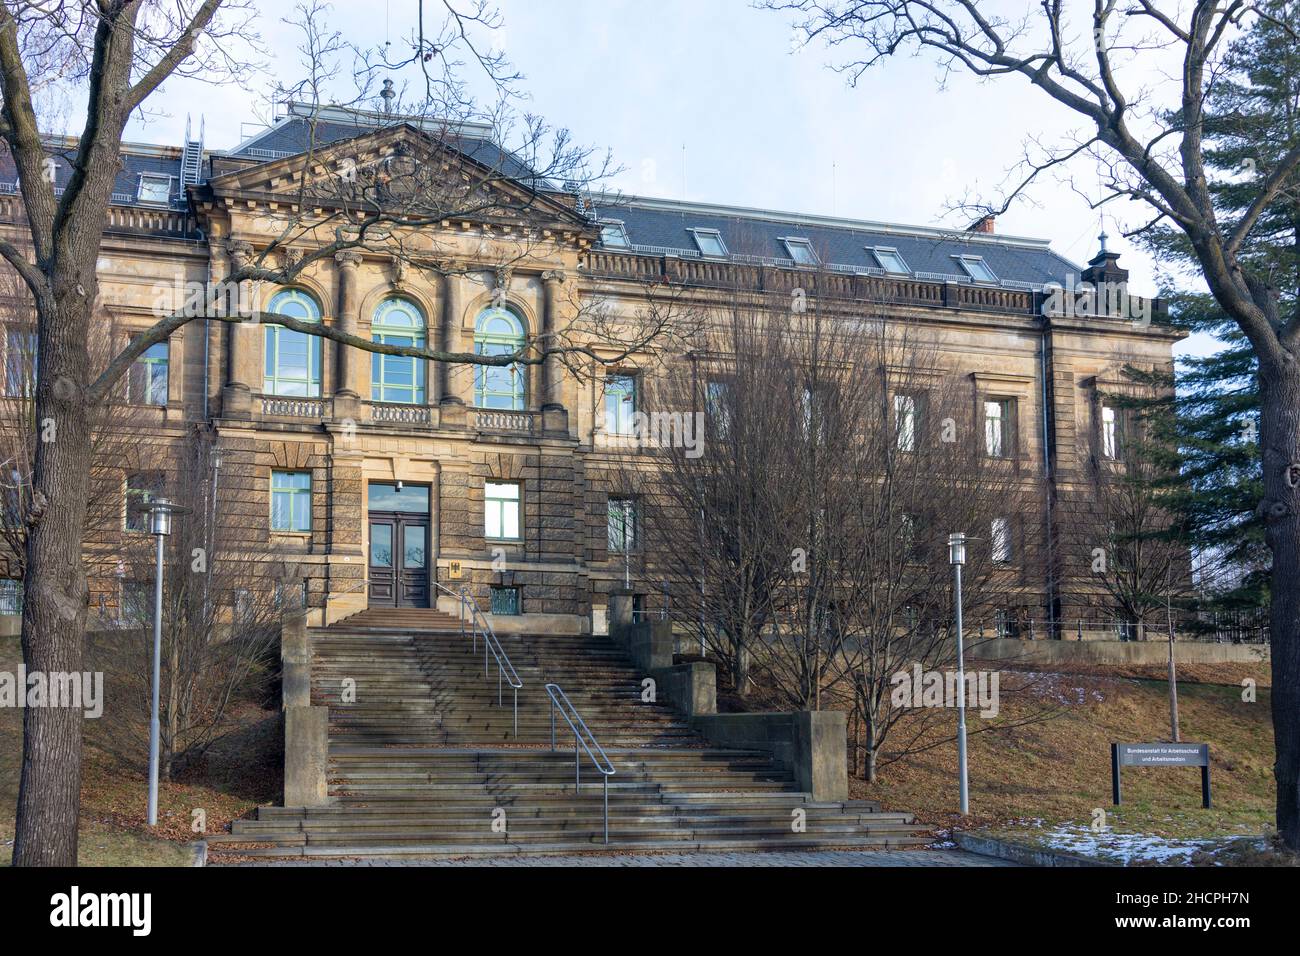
[1040,823,1216,864]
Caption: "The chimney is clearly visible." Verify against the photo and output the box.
[968,214,995,235]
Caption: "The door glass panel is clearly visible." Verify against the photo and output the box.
[370,524,393,567]
[404,525,426,569]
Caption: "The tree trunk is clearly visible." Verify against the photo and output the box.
[12,289,95,867]
[1263,364,1300,851]
[733,642,751,698]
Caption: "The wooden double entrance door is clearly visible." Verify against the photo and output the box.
[367,482,431,608]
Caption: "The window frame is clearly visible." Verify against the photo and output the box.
[484,480,522,541]
[991,516,1013,564]
[604,373,638,435]
[607,496,638,555]
[127,337,170,406]
[1101,404,1122,461]
[270,469,312,534]
[4,327,36,399]
[869,246,912,275]
[781,237,819,265]
[370,296,427,405]
[264,289,323,398]
[123,471,165,533]
[983,398,1014,459]
[598,220,630,249]
[956,255,999,283]
[894,392,919,452]
[136,173,174,205]
[473,307,527,410]
[689,228,728,258]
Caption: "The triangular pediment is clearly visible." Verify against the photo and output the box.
[204,123,590,233]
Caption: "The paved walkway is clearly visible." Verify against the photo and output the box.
[222,849,1014,867]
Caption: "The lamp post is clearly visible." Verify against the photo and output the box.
[948,532,969,817]
[145,496,188,826]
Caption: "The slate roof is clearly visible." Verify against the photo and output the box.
[0,104,1088,287]
[0,143,187,206]
[589,196,1083,289]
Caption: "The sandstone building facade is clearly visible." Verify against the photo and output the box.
[0,103,1182,637]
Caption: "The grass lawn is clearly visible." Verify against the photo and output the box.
[1,635,277,867]
[852,658,1287,862]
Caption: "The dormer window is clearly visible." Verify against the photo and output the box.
[781,237,818,265]
[956,255,998,283]
[136,173,173,205]
[689,228,727,257]
[869,246,911,274]
[599,220,630,249]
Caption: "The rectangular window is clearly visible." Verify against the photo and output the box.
[124,472,164,533]
[485,481,521,540]
[127,339,169,406]
[957,255,998,283]
[894,393,917,452]
[4,328,36,398]
[490,586,521,616]
[270,470,311,533]
[137,174,172,204]
[1101,405,1122,460]
[607,497,637,554]
[690,228,727,257]
[605,374,637,434]
[706,380,731,438]
[0,580,21,615]
[984,399,1013,458]
[599,221,630,248]
[991,517,1013,564]
[781,238,818,265]
[869,246,911,274]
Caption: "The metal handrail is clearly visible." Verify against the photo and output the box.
[432,580,523,737]
[544,682,616,844]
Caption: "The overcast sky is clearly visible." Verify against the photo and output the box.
[122,0,1218,355]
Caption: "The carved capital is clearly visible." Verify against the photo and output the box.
[335,250,364,270]
[227,240,255,269]
[541,269,567,285]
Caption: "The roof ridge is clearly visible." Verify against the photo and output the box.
[593,191,1055,251]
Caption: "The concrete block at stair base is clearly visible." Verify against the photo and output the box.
[612,618,673,672]
[280,612,311,709]
[691,711,847,802]
[608,591,635,631]
[793,710,848,802]
[284,706,330,807]
[654,661,716,716]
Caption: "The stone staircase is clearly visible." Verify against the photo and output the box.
[207,608,926,858]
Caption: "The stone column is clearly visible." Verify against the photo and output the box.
[221,239,256,419]
[333,250,364,421]
[540,270,566,411]
[439,269,465,414]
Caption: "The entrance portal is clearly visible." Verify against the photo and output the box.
[367,482,430,608]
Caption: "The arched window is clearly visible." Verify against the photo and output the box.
[371,297,426,404]
[473,306,526,410]
[264,289,322,397]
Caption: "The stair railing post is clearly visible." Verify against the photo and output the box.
[549,696,555,751]
[513,686,518,739]
[575,731,580,790]
[604,775,609,844]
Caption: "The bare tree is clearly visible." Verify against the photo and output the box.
[87,429,285,781]
[766,0,1300,850]
[0,0,689,866]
